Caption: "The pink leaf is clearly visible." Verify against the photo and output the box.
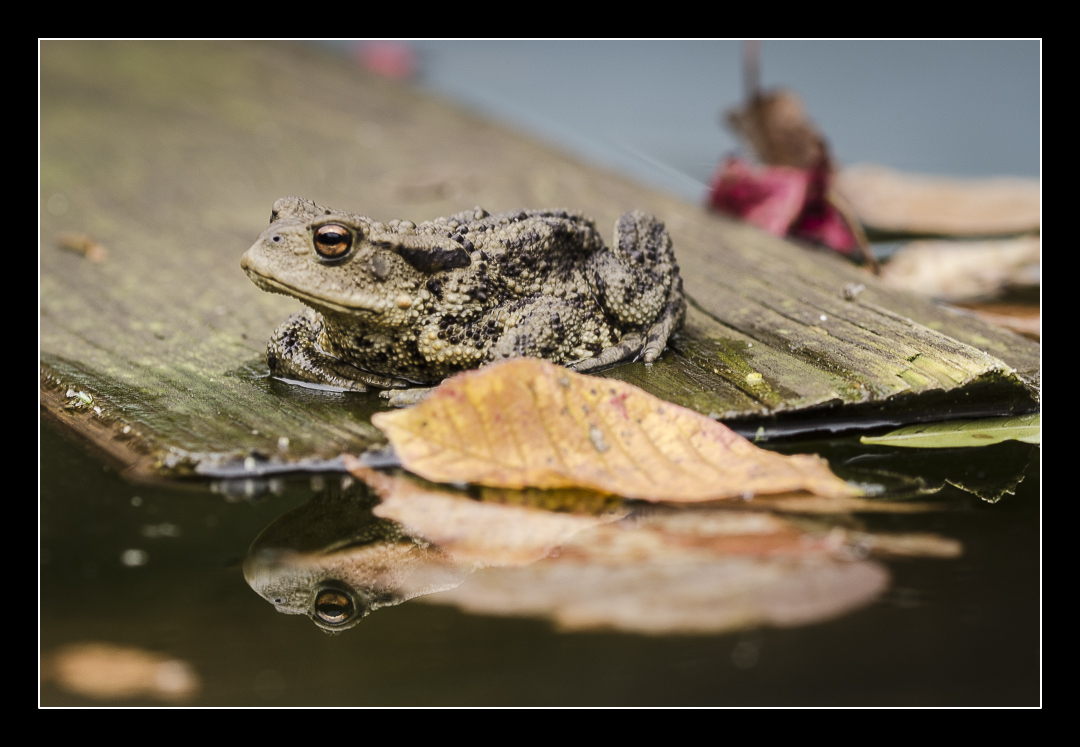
[709,157,859,256]
[709,157,809,235]
[352,42,417,81]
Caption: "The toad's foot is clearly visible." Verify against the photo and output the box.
[640,292,686,363]
[567,332,645,373]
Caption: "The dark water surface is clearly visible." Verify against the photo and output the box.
[40,416,1039,706]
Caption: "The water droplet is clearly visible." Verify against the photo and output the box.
[120,549,149,567]
[731,641,759,669]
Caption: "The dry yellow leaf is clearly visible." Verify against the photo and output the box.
[370,358,860,502]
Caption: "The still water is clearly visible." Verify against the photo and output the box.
[40,415,1038,706]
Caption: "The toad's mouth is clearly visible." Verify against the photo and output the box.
[243,269,386,316]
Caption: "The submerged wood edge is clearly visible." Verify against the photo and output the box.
[40,365,353,483]
[42,371,172,486]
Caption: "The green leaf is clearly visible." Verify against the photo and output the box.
[860,413,1040,449]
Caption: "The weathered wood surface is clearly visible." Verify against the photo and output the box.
[40,42,1039,480]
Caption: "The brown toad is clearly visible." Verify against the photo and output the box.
[241,197,685,399]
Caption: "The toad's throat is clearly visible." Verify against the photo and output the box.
[244,271,386,315]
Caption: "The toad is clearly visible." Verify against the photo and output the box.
[241,197,684,400]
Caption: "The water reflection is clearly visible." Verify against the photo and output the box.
[244,468,960,635]
[243,478,454,632]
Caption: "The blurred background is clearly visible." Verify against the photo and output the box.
[334,40,1039,201]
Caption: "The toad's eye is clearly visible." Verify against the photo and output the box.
[314,588,354,625]
[313,224,354,260]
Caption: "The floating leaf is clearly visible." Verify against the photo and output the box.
[860,413,1040,449]
[370,358,861,502]
[425,556,891,635]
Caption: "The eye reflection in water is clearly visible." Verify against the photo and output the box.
[313,588,354,625]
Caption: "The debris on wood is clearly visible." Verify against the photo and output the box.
[55,232,107,263]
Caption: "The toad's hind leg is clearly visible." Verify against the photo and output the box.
[586,211,686,364]
[267,308,410,392]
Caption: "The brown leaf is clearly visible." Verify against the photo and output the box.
[719,84,877,269]
[835,164,1040,237]
[846,531,961,559]
[369,358,861,502]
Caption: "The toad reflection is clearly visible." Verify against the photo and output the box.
[244,469,960,636]
[243,474,617,633]
[243,480,463,633]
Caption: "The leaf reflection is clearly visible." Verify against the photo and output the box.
[243,465,959,635]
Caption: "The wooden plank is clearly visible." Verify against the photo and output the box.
[39,42,1038,479]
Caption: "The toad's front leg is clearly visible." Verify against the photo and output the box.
[267,308,412,392]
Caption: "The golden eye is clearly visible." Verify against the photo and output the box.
[313,224,354,259]
[314,588,354,624]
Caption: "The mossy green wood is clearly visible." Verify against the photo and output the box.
[39,42,1039,479]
